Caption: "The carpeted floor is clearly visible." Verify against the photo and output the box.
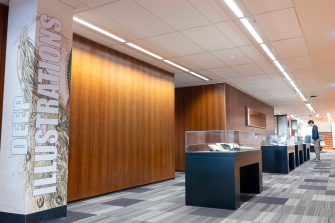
[51,151,335,223]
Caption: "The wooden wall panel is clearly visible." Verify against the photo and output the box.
[68,35,175,201]
[175,84,226,170]
[175,83,274,170]
[225,84,275,135]
[321,133,333,150]
[0,4,8,138]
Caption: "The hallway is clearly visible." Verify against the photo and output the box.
[53,152,335,223]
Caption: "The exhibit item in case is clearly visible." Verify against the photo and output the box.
[185,130,263,152]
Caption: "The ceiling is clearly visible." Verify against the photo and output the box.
[6,0,335,122]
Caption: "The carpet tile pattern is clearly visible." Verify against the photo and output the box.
[50,151,335,223]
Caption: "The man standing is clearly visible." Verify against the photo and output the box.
[308,120,320,161]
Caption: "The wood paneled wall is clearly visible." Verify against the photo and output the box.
[175,83,274,170]
[175,84,226,170]
[68,35,175,201]
[225,84,275,135]
[0,4,8,138]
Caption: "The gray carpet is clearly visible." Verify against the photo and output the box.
[51,151,335,223]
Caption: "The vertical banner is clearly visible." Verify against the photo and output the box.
[0,0,72,218]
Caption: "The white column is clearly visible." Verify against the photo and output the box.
[0,0,72,222]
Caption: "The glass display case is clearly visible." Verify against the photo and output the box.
[263,135,295,146]
[294,136,303,145]
[185,130,263,152]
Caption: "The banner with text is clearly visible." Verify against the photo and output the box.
[0,0,72,215]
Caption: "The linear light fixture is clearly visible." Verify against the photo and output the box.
[240,18,263,44]
[73,17,126,43]
[163,60,190,72]
[327,112,332,122]
[273,60,285,73]
[126,42,163,60]
[189,71,210,81]
[223,0,244,18]
[73,17,210,82]
[306,103,316,113]
[281,71,291,81]
[260,44,276,61]
[223,0,310,107]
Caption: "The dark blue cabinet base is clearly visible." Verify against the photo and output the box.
[261,145,296,174]
[185,150,262,210]
[303,144,310,161]
[294,144,304,166]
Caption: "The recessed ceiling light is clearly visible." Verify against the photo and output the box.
[315,114,320,118]
[260,44,276,61]
[223,0,244,18]
[126,42,163,60]
[163,60,190,72]
[305,103,316,113]
[240,18,263,44]
[73,17,126,43]
[189,71,210,81]
[273,60,285,73]
[73,17,211,83]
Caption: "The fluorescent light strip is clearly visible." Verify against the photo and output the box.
[163,60,189,72]
[222,0,309,105]
[305,103,315,113]
[74,17,211,82]
[327,112,332,122]
[273,60,285,73]
[260,44,276,61]
[240,18,263,44]
[73,17,126,43]
[224,0,244,18]
[281,72,291,81]
[189,71,210,81]
[163,60,210,81]
[126,42,163,60]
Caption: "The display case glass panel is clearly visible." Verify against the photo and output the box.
[263,135,295,146]
[185,130,263,152]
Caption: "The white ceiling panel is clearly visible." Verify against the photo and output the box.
[216,21,251,47]
[257,61,277,74]
[178,53,227,69]
[242,0,293,15]
[282,56,313,71]
[60,0,89,12]
[139,32,204,57]
[212,48,251,66]
[209,67,242,79]
[240,45,267,63]
[135,0,209,30]
[234,63,265,76]
[290,69,315,80]
[79,0,120,8]
[182,25,235,51]
[255,8,302,41]
[271,37,309,58]
[94,0,174,37]
[188,0,230,23]
[171,55,204,71]
[296,79,317,87]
